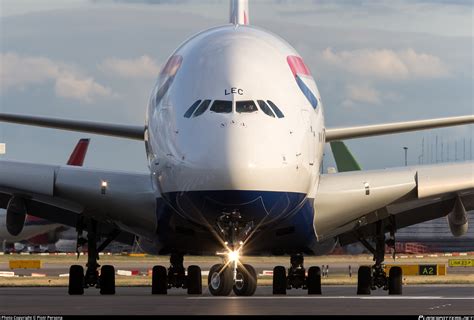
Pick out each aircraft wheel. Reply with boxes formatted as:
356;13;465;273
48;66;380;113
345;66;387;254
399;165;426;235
233;264;257;296
388;266;403;295
307;266;322;295
152;265;168;295
187;265;202;295
68;265;84;295
100;265;116;295
208;264;233;296
357;266;372;295
272;266;287;295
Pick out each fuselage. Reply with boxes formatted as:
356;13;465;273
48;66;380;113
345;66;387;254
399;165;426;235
143;24;330;255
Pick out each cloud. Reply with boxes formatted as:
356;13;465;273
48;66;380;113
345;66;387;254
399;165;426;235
0;52;113;103
322;48;449;80
343;84;381;106
55;75;112;102
99;55;161;79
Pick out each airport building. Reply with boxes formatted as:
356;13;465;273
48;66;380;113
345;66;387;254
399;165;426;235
395;213;474;253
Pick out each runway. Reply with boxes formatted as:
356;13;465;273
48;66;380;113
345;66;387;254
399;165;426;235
0;286;472;315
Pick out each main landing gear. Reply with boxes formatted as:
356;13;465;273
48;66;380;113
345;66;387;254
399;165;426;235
68;219;119;295
68;218;203;296
272;253;321;295
151;253;202;295
356;221;402;295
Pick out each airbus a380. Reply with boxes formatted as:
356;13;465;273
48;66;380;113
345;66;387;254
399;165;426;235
0;0;473;296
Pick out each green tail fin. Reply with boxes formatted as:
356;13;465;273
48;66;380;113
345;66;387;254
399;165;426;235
329;141;362;172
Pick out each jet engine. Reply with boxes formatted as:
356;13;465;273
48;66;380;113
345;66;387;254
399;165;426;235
447;197;468;237
6;196;27;236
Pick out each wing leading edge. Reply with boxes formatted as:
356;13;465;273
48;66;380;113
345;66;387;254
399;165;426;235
0;160;158;240
325;115;474;142
0;113;145;141
313;161;474;241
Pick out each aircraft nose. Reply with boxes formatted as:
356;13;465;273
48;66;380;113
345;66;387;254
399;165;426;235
158;117;310;194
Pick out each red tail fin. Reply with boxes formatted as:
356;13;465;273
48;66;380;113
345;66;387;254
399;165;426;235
67;138;90;166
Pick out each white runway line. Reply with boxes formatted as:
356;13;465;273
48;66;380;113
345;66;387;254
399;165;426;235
187;296;474;300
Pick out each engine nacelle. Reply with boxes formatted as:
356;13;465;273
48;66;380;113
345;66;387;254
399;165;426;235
6;196;27;236
447;197;468;237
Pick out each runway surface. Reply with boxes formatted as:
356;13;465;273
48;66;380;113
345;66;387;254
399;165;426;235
0;286;472;315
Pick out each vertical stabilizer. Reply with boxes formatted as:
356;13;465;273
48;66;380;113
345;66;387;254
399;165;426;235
230;0;249;25
67;138;90;166
329;141;362;172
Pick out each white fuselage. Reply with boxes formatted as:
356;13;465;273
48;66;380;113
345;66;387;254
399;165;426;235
138;24;331;255
147;25;325;199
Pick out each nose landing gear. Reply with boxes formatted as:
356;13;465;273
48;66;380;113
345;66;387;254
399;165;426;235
208;209;257;296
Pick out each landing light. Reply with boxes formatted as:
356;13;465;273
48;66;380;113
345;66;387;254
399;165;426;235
101;181;108;195
228;250;240;262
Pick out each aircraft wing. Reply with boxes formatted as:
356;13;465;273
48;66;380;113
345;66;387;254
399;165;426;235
0;113;145;141
325;115;474;141
0;160;158;241
314;161;474;244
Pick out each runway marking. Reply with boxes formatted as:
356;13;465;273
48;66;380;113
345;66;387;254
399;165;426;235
429;303;452;310
188;296;474;300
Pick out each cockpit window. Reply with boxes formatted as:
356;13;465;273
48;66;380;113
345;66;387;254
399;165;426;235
267;100;285;118
236;100;258;113
257;100;275;118
184;100;202;118
193;100;211;117
210;100;232;113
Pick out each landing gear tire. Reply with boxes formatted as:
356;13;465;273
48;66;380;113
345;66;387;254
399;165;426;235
187;265;202;295
152;265;168;295
307;266;322;295
272;266;287;295
208;264;233;296
357;266;372;295
388;266;402;295
68;265;84;295
233;264;257;296
99;265;116;295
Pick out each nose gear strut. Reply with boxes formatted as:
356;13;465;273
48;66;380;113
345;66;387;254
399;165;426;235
209;209;257;296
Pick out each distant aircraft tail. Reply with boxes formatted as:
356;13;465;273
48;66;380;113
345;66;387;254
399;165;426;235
67;138;90;166
329;141;362;172
230;0;249;25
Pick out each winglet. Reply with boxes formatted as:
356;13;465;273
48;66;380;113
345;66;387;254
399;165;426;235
230;0;249;25
67;138;90;166
329;141;362;172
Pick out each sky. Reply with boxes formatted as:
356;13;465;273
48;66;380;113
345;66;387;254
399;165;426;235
0;0;473;173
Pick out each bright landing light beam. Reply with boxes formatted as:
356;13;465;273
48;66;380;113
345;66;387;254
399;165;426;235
227;250;240;262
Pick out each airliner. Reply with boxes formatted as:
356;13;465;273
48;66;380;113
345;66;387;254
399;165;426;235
0;0;472;296
0;139;90;253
